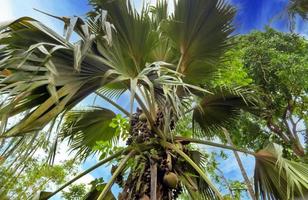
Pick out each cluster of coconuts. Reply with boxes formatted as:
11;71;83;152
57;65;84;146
126;108;155;145
120;108;182;199
118;156;152;200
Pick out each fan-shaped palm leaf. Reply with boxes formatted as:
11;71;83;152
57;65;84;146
254;143;308;200
60;107;117;158
192;88;257;136
163;0;235;84
0;17;110;137
91;0;158;77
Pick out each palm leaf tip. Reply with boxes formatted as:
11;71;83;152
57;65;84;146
254;143;308;200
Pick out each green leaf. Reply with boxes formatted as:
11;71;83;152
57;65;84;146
60;107;117;158
254;143;308;200
163;0;235;84
162;141;223;199
192;88;256;136
83;183;115;200
92;0;158;77
180;150;220;199
0;17;110;138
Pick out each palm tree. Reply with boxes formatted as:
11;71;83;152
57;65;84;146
0;0;307;199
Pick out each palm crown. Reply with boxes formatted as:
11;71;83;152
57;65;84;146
0;0;307;199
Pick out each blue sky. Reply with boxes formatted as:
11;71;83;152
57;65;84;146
1;0;307;199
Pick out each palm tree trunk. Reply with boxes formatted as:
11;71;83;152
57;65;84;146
222;128;256;200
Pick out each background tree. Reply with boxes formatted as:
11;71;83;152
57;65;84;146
224;28;308;158
62;184;87;200
0;156;78;199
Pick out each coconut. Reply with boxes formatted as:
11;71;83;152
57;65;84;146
163;172;179;188
139;113;147;122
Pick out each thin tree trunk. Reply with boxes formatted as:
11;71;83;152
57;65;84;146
222;128;256;200
291;139;305;157
216;168;234;197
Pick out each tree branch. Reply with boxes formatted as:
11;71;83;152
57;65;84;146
222;128;256;200
46;149;126;199
174;136;256;156
267;118;290;142
97;150;135;200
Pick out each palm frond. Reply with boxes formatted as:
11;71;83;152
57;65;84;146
96;82;127;100
192;87;257;137
60;107;117;158
0;17;110;137
177;150;220;200
163;0;235;84
163;141;223;199
92;0;158;77
254;143;308;200
150;0;169;28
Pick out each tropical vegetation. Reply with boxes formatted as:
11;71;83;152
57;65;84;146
0;0;307;199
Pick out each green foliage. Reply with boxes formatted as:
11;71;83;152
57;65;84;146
242;28;307;104
60;107;117;159
225;28;308;157
228;113;269;151
212;48;253;87
0;158;78;199
231;181;247;198
62;184;87;200
92;114;129;160
254;143;308;199
1;1;307;200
